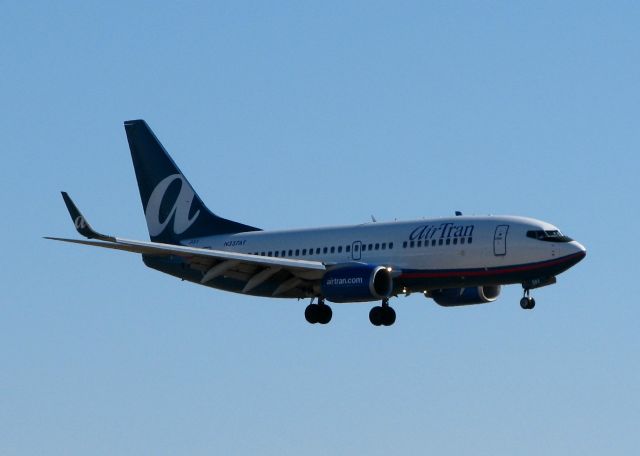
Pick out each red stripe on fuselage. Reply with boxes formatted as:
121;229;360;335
399;251;585;279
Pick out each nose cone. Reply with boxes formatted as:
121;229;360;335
569;241;587;262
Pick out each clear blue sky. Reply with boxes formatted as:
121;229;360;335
2;1;638;454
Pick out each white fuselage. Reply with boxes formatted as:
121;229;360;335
182;215;585;294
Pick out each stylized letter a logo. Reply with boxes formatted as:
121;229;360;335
145;174;200;236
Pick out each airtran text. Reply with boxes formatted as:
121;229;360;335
409;223;474;241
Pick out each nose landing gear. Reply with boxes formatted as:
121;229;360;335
520;277;557;310
369;299;396;326
520;289;536;310
305;298;332;324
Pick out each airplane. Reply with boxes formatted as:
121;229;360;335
47;120;587;326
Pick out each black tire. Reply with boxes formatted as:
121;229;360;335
369;306;383;326
318;304;333;324
528;298;536;309
383;306;396;326
305;304;318;324
520;297;530;310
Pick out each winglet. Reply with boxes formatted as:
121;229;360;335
60;192;115;241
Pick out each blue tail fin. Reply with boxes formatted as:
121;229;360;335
124;119;260;244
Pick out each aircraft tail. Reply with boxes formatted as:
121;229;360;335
124;119;260;244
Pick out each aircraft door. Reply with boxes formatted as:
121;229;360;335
494;225;509;256
351;241;362;261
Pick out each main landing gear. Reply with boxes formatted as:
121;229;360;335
369;299;396;326
520;289;536;310
305;298;332;324
305;298;396;326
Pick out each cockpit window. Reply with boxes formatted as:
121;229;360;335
526;230;573;243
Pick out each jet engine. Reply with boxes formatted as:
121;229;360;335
321;264;393;303
430;285;501;306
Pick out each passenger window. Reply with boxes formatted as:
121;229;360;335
323;247;328;254
446;239;451;245
338;246;342;253
347;245;351;252
438;239;443;246
432;240;436;246
417;240;422;247
288;250;292;256
381;243;386;250
295;249;300;256
274;251;279;257
389;242;393;249
410;241;415;248
268;251;272;256
375;243;380;250
468;238;473;244
362;245;367;252
261;252;265;256
403;241;408;248
368;244;373;250
302;249;307;255
316;248;321;254
330;246;335;253
453;238;458;245
460;238;465;245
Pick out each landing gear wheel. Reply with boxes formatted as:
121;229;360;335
317;304;333;324
520;288;536;310
369;306;383;326
305;304;319;324
382;306;396;326
370;300;396;326
520;297;535;310
305;300;332;324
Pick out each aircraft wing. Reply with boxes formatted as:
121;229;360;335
46;193;326;295
45;235;325;272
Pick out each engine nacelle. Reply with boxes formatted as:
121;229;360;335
321;264;393;303
430;285;501;306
